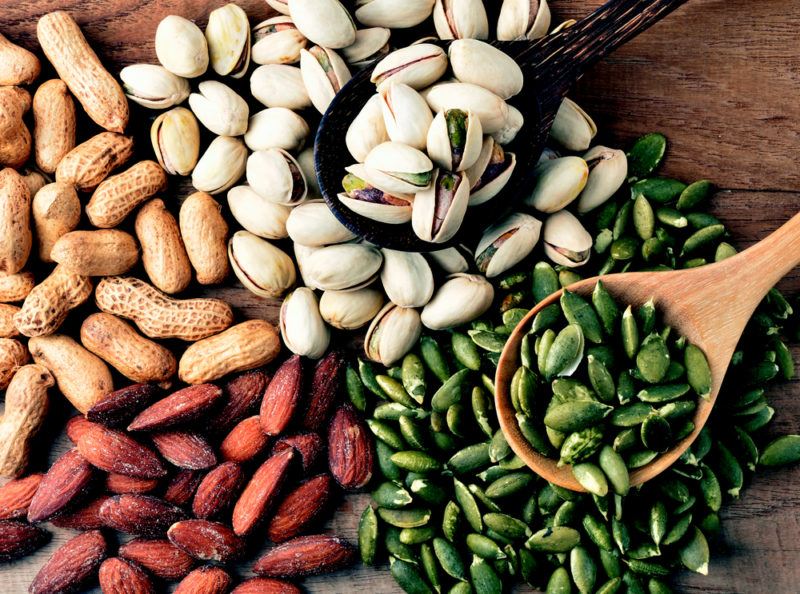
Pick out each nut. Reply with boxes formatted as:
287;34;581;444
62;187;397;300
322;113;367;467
56;131;135;192
205;3;251;78
250;64;311;110
0;32;40;85
192;461;245;519
253;534;356;577
51;229;140;276
272;432;323;472
50;494;109;530
328;404;374;489
0;473;43;519
105;473;160;495
20;169;48;198
209;369;269;435
260;356;304;437
15;266;93;337
0;271;35;303
179;192;230;285
98;557;155;594
86;383;161;427
0;338;29;390
119;538;196;581
31;182;81;263
0;520;49;563
179;319;281;384
228;231;297;299
29;530;107;594
279;288;330;359
32;79;76;173
99;494;186;536
267;473;332;542
288;0;356;49
232;448;295;536
0;304;20;337
168;519;245;563
128;384;223;432
192;135;247;195
220;416;270;463
163;471;204;507
188;80;249;136
151;431;216;469
0;168;32;275
232;578;302;594
27;448;94;522
77;422;167;478
120;63;191;109
175;566;232;594
151;107;201;176
65;416;94;443
86;160;168;228
0;87;32;168
0;365;52;477
227;185;292;240
136;198;192;294
37;12;128;132
302;350;345;431
155;15;209;78
244;108;310;153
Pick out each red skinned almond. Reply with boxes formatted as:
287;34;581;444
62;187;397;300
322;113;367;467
232;448;295;536
231;578;303;594
119;538;196;581
99;557;156;594
87;383;161;426
65;416;95;443
0;473;43;519
128;384;222;432
151;431;217;469
168;519;245;563
259;356;303;436
210;369;269;435
0;520;50;562
302;351;345;431
220;416;269;463
29;530;107;594
192;462;245;519
106;473;160;494
163;469;205;507
99;494;186;536
51;495;110;531
267;474;333;543
174;566;232;594
327;405;374;490
28;448;94;523
77;423;167;478
253;534;356;578
272;432;323;472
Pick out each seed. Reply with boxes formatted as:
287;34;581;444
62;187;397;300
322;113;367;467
621;306;639;359
453;478;482;533
544;324;586;379
420;335;450;382
368;419;405;449
679;527;709;575
681;224;725;256
684;344;712;399
699;463;722;512
610;236;639;261
446;403;468;437
570;545;598;594
559;269;582;287
759;434;800;467
373;481;413;509
390;557;433;594
470;555;502;594
676;179;713;211
592;280;620;335
359;505;378;565
633;178;687;204
517;413;552;456
378;507;432;528
471;386;494;438
715;242;737;261
544;401;613;433
649;500;667;547
560;426;604;465
730;426;759;471
451;332;481;371
572;462;609;496
419;542;440;592
537;328;556;376
561;290;604;344
637;384;691;403
636;334;671;383
489;429;511;463
377;374;418;408
346;364;367;411
595;577;623;594
401;353;427;403
374;402;423;420
641;414;673;452
433;536;467;581
599;445;630;495
613;200;633;240
533;303;561;333
511;365;537;416
627;133;667;180
431;368;469;412
627;449;658;468
400;526;435;544
359;358;389;399
633;194;655;240
447;443;491;475
545;566;572;594
655;206;688;228
526;525;581;553
466;533;506;560
485;472;533;499
484;513;529;540
441;501;461;542
385;527;417;564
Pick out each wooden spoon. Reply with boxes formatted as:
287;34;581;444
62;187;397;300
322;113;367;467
495;212;800;491
314;0;691;251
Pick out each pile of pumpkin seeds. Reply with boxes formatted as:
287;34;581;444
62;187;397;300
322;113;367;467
351;133;800;594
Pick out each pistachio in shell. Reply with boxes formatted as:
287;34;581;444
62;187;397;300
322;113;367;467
433;0;489;40
246;148;307;205
192;135;247;195
342;27;391;68
244;107;310;153
448;39;523;100
426;108;483;172
421;273;494;330
371;44;448;91
346;94;390;163
286;199;357;246
355;0;436;29
427;245;472;274
524;155;588;212
205;3;251;78
251;16;307;65
362;141;434;195
423;81;509;134
303;243;383;291
250;64;311;110
577;146;628;213
365;302;423;366
411;169;471;244
380;249;435;309
475;212;542;278
188;80;249;137
227;185;292;240
543;210;593;268
280;287;330;360
300;45;352;114
339;166;413;225
464;137;516;206
550;97;597;152
155;15;209;78
380;83;433;151
151;106;200;176
492;104;524;145
228;230;296;298
497;0;552;41
320;288;385;330
120;64;190;109
288;0;356;49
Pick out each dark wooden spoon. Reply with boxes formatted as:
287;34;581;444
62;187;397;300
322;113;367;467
314;0;690;251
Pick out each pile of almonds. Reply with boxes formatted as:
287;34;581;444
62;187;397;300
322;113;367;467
1;352;371;592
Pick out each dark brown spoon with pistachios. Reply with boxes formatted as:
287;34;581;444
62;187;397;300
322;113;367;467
315;0;691;251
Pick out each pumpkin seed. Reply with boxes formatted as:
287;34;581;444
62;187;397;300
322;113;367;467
560;426;604;465
573;462;609;496
633;194;656;240
545;324;586;379
466;533;506;560
611;402;655;426
559;269;582;287
647;578;673;594
544;400;613;433
622;570;647;594
627;133;666;181
676;179;713;211
600;548;622;579
587;355;616;403
451;332;481;371
368;419;405;450
511;366;537;415
359;505;379;565
489;429;511;463
346;365;367;411
561;290;604;344
599;445;630;495
714;241;737;261
448;583;471;594
386;527;418;564
446;403;468;437
446;443;490;476
683;344;712;399
633;178;686;203
637;383;691;403
431;368;469;412
390;557;433;594
409;477;447;506
570;545;597;594
526;526;581;552
759;434;800;466
399;416;429;451
596;577;623;594
773;338;795;380
621;306;640;359
359;358;389;399
420;335;450;383
617;369;636;404
656;399;696;419
699;463;722;512
679;527;709;575
545;566;572;594
391;451;442;474
433;537;468;581
655;206;688;228
401;353;427;404
517;413;553;456
662;512;693;546
485;472;533;499
610;236;639;261
374;402;425;420
373;482;413;509
715;441;744;497
637;334;671;383
681;224;725;256
471;386;494;438
740;404;775;432
613;427;638;452
470;555;502;594
468;329;507;353
627;449;658;468
453;478;482;533
649;500;668;546
378;507;432;528
537;328;556;375
641;414;673;452
484;513;530;540
419;542;440;593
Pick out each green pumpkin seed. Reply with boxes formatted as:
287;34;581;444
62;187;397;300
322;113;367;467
613;427;638;452
553;500;581;527
544;324;586;379
641;237;666;263
500;271;528;290
617;370;636;404
421;335;450;382
600;548;622;579
376;440;404;482
596;577;623;594
698;511;721;536
442;501;461;542
641;414;673;452
610;236;639;261
681;224;725;256
759;434;800;466
714;241;737;261
498;454;527;470
532;303;562;333
430;411;446;433
502;308;528;328
621;306;640;359
390;557;433;594
420;542;440;593
655;206;688;228
346;365;368;411
533;261;560;301
447;443;491;475
517;413;553;456
378;507;432;528
633;178;686;203
611;402;655;426
446;403;468;437
626;559;670;578
773;338;795;380
572;462;608;496
595;228;614;254
552;378;595;403
682;257;707;268
401;353;427;404
561;291;604;344
598;445;630;495
637;383;691;403
386;527;418;564
636;334;671;383
433;537;466;581
484;513;530;540
647;578;672;594
448;583;471;594
622;570;647;594
682;344;712;399
559;269;582;287
489;430;511;463
649;500;667;547
715;441;744;497
656;399;696;419
451;332;481;372
570;545;597;594
388;366;403;380
373;482;413;509
545;566;572;594
399;416;429;451
627;449;658;468
633;194;656;240
391;451;442;474
627;133;666;181
511;366;537;415
374;402;424;421
598;255;616;275
537;328;556;375
454;478;482;532
468;330;507;353
368;419;405;450
740;405;775;432
729;426;759;471
518;548;539;586
400;526;435;545
431;368;469;412
544;401;613;433
359;358;389;399
560;426;604;465
611;515;630;553
591;281;621;334
477;465;510;483
586;355;616;403
359;505;379;565
485;472;533;499
612;199;633;240
471;387;495;438
699;463;722;512
526;525;581;552
679;527;709;575
466;533;506;560
662;512;693;546
520;333;534;369
582;514;614;551
470;555;502;594
676;179;713;211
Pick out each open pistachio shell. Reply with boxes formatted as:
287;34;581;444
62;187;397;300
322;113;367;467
280;287;330;359
550;98;597;151
346;94;389;163
365;302;423;366
433;0;489;40
227;185;292;240
252;17;307;65
543;210;593;268
155;15;209;78
497;0;551;41
421;273;494;330
524;155;588;212
339;165;413;224
448;39;523;99
577;146;629;213
423;81;509;134
342;27;391;68
380;83;433;151
300;46;352;114
475;212;542;278
426;108;483;172
151;106;200;176
250;64;311;110
286;199;357;246
205;3;251;78
228;230;296;298
246;148;308;205
266;0;291;15
380;249;435;308
288;0;356;49
244;107;309;152
465;137;516;206
320;287;385;330
355;0;436;29
192;136;247;194
427;245;471;274
492;104;524;145
412;169;471;244
304;243;383;291
120;64;190;109
362;142;433;195
371;44;448;91
188;80;249;137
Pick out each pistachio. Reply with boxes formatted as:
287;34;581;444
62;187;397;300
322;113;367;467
543;210;593;268
280;287;330;359
191;135;247;194
120;64;190;109
464;137;516;206
550;98;597;151
362;141;433;195
421;273;494;330
252;16;307;65
371;44;448;91
265;0;291;15
205;3;251;78
380;83;434;151
188;81;249;136
346;94;390;162
244;108;310;153
320;288;385;330
497;0;552;40
228;230;296;298
155;15;209;78
380;249;435;308
423;81;509;134
365;302;423;366
288;0;356;49
412;169;470;244
339;166;413;224
475;212;542;278
250;64;311;110
227;185;292;240
426;109;483;172
286;199;357;246
246;148;307;205
448;39;523;99
300;45;352;114
433;0;489;40
492;104;524;145
151;106;200;176
427;246;471;274
524;156;589;212
343;27;391;68
303;243;383;291
577;146;628;213
355;0;436;28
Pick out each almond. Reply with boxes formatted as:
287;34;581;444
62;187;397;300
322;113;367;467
267;474;333;543
192;462;245;519
106;473;160;494
151;431;217;469
302;351;345;431
29;530;107;594
163;469;205;507
0;473;42;519
232;448;295;536
128;384;223;432
119;538;196;581
252;534;356;578
86;383;161;427
231;578;303;594
0;520;49;561
168;519;245;563
77;422;167;478
272;432;324;473
175;566;232;594
28;448;94;522
65;415;95;443
260;355;303;436
99;557;155;594
220;416;269;463
209;369;269;435
50;494;110;530
99;494;186;536
327;405;374;490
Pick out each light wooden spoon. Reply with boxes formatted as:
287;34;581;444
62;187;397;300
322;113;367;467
495;212;800;491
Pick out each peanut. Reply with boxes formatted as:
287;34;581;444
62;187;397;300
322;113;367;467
0;272;35;303
136;198;192;294
0;86;32;169
0;304;20;338
37;11;129;133
14;265;92;337
20;169;48;198
55;131;134;192
32;182;81;262
95;276;234;341
86;160;168;228
0;33;40;86
0;168;32;274
179;192;230;285
29;334;114;414
0;365;53;478
0;338;29;390
80;312;176;383
33;79;77;173
51;229;139;277
178;320;281;384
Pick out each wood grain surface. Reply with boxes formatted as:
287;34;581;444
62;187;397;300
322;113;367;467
1;0;799;593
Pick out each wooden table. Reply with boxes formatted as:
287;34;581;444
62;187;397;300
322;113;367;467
1;0;799;592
